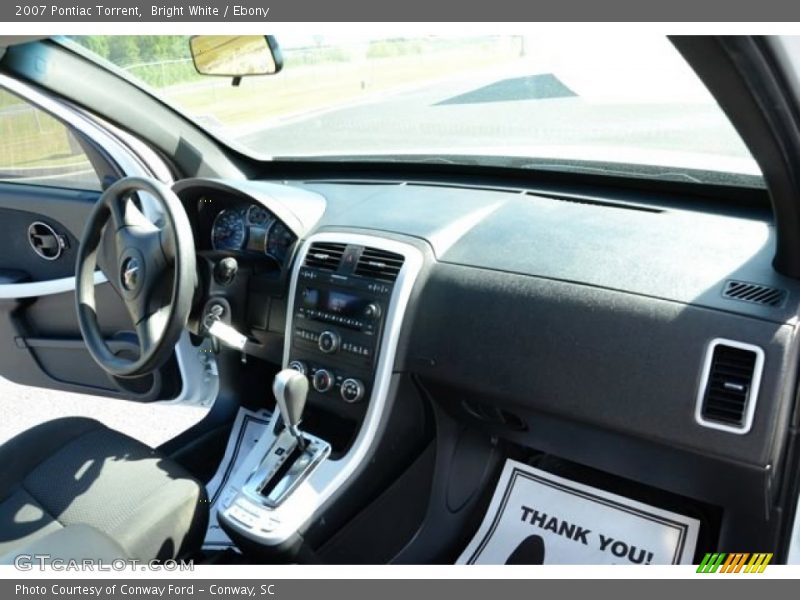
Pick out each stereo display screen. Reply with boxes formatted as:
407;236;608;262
302;288;369;317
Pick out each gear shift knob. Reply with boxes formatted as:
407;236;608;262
273;368;309;442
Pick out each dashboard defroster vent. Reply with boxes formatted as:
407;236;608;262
354;247;405;282
722;280;787;308
304;242;346;271
695;339;764;435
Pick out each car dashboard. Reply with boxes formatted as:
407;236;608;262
174;175;800;557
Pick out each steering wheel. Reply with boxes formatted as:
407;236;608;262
76;177;196;378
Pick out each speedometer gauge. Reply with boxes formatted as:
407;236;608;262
211;209;246;251
266;221;295;263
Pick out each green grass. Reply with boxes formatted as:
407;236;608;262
0;90;90;170
165;40;522;128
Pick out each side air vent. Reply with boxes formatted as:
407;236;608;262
354;247;405;282
722;280;787;308
695;339;764;435
28;221;66;261
304;242;346;271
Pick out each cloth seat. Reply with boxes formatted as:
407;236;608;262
0;417;207;561
0;524;129;565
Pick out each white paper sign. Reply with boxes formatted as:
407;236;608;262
458;459;700;565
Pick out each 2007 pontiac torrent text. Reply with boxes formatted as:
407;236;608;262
15;5;142;17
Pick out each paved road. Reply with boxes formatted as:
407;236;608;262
0;377;208;448
237;70;753;169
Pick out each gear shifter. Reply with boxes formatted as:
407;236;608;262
238;368;330;508
272;369;309;449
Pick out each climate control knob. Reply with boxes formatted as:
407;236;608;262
288;360;307;375
363;303;382;320
312;369;334;393
340;378;365;403
318;330;340;354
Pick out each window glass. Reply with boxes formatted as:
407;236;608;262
69;34;761;188
0;89;101;191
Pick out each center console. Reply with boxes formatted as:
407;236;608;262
287;242;399;430
217;232;423;548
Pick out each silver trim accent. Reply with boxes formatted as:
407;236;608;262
694;337;765;435
157;332;219;407
288;360;307;375
312;368;334;393
219;232;423;545
242;429;330;508
340;377;365;403
317;330;340;354
27;221;64;261
0;271;106;299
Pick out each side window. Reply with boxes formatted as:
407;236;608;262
0;88;102;191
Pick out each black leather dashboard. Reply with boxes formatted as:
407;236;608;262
282;178;799;531
183;175;797;550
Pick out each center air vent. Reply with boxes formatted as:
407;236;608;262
722;280;787;308
354;247;405;282
304;242;346;271
695;339;764;435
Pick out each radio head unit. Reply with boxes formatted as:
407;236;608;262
286;243;403;425
298;283;383;334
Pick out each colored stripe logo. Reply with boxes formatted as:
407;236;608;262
696;552;773;573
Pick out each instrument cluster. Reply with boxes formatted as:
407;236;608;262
202;198;296;264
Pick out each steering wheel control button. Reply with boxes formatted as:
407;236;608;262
288;360;307;375
340;378;365;403
318;330;341;354
312;369;334;393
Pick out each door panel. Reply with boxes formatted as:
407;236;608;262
0;207;79;281
0;184;101;243
0;182;181;401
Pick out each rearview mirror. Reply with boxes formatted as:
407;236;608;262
189;35;282;79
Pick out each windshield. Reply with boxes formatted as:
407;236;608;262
67;34;763;187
